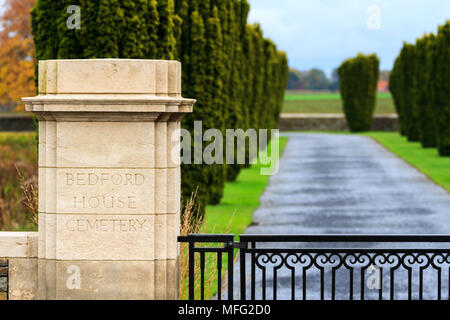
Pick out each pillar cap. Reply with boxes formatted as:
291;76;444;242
22;59;195;116
37;59;182;95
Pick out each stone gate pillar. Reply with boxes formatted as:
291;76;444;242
23;59;195;300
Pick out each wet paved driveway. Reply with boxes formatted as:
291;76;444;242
233;133;450;300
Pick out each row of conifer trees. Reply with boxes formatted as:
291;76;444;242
30;0;289;215
389;21;449;156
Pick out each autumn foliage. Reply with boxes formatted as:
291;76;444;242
0;0;35;111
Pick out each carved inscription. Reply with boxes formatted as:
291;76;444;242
66;173;145;186
73;196;137;209
66;218;147;232
65;172;146;210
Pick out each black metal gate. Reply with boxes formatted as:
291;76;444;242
178;234;450;301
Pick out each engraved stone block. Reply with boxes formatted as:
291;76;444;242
23;59;194;300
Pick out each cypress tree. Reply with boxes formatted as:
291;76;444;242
203;4;225;205
157;0;176;59
277;52;289;124
415;34;437;148
389;57;407;136
431;21;450;156
244;25;256;133
95;0;123;58
56;1;82;59
338;53;380;132
226;0;246;181
273;51;289;129
262;39;276;129
119;0;149;59
399;43;420;142
31;0;60;65
251;25;265;131
174;0;192;95
146;0;160;58
78;0;100;58
180;4;209;215
240;23;256;170
173;1;188;61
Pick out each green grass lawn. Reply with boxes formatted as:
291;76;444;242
362;132;450;193
283;92;396;114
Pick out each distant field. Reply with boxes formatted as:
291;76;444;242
283;91;396;114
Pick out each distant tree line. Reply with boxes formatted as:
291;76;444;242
390;20;449;156
288;67;390;92
288;68;335;91
31;0;289;217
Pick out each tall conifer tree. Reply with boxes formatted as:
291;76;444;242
119;0;149;58
157;0;176;59
146;0;160;58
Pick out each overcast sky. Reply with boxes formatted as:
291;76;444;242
1;0;448;75
248;0;450;75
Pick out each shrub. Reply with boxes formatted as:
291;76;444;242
338;53;379;132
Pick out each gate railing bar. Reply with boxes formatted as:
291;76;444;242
239;234;450;242
178;234;235;301
237;248;450;253
178;234;236;243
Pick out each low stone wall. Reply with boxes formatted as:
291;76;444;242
0;232;38;300
0;113;399;133
279;114;399;132
0;115;35;132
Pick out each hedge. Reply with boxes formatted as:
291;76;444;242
390;20;450;156
338;53;379;132
31;0;289;217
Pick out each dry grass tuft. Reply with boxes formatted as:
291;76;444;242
17;165;38;226
179;187;235;300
